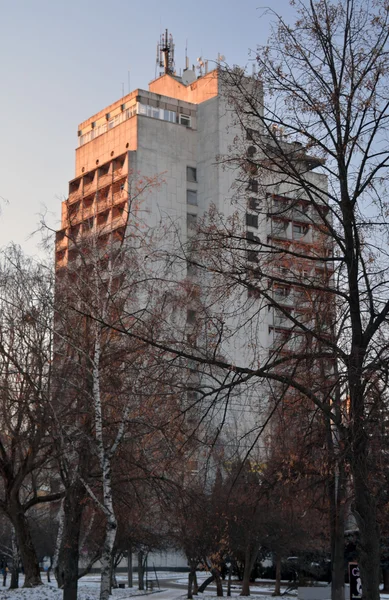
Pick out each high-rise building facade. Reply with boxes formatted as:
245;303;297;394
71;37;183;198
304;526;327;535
56;56;331;446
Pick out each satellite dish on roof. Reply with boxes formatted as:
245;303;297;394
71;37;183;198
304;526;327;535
182;69;197;85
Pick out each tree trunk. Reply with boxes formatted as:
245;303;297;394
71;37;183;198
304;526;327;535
127;547;133;588
227;567;232;597
138;551;144;591
193;571;198;595
241;542;260;596
99;511;117;600
330;465;346;600
188;570;194;599
198;574;215;593
241;545;252;596
110;565;118;589
273;554;281;596
55;481;85;599
10;529;19;589
53;499;65;584
349;382;380;600
382;569;389;593
212;568;223;597
352;460;380;600
8;500;42;587
325;388;346;600
10;565;18;590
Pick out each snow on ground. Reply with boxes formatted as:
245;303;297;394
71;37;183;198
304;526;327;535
1;575;389;600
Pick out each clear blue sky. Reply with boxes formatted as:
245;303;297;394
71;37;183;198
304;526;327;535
0;0;296;256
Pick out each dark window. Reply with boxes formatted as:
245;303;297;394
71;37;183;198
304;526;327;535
247;178;258;193
187;260;197;275
249;197;260;211
187;166;197;182
187;213;197;229
248;285;261;298
246;128;258;141
246;231;260;243
246;213;259;228
187;309;196;323
187;190;198;205
247;250;258;262
99;163;110;177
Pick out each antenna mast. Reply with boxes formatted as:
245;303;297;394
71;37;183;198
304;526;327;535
157;29;175;76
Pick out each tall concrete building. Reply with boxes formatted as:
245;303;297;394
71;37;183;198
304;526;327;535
56;66;237;266
55;42;331;448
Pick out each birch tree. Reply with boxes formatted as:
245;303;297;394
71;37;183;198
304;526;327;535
55;170;188;600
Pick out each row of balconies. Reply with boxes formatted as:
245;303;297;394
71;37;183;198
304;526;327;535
56;223;126;269
269;326;333;352
64;184;127;227
56;207;127;251
68;155;127;203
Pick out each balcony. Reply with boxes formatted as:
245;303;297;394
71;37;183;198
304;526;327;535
68;178;82;204
55;250;67;269
97;173;112;189
292;208;311;223
55;230;67;251
111;213;127;230
113;189;127;205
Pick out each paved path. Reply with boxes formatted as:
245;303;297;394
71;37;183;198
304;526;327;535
120;590;187;600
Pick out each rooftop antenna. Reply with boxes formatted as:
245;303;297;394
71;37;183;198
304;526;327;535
157;29;175;76
184;39;189;71
155;42;159;79
196;56;204;77
217;53;225;65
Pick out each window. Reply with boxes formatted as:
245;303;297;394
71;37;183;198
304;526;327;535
187;166;197;182
99;163;110;177
247;178;258;193
274;285;290;300
246;231;260;243
187;190;197;205
179;114;191;127
272;221;288;238
249;197;261;211
247;250;258;263
272;199;289;214
246;128;258;141
187;259;197;275
164;109;176;122
293;223;308;239
274;308;292;327
246;213;258;228
187;309;196;323
248;285;260;298
187;213;197;230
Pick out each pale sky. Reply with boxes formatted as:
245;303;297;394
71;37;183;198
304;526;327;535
0;0;296;257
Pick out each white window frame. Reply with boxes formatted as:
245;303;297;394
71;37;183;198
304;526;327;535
179;114;191;127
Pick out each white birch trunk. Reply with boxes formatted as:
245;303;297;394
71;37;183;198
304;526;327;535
52;499;65;583
10;526;20;589
92;332;118;600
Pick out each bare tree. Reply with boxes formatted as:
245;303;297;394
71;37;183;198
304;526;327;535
87;3;389;600
54;169;191;600
0;246;61;587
